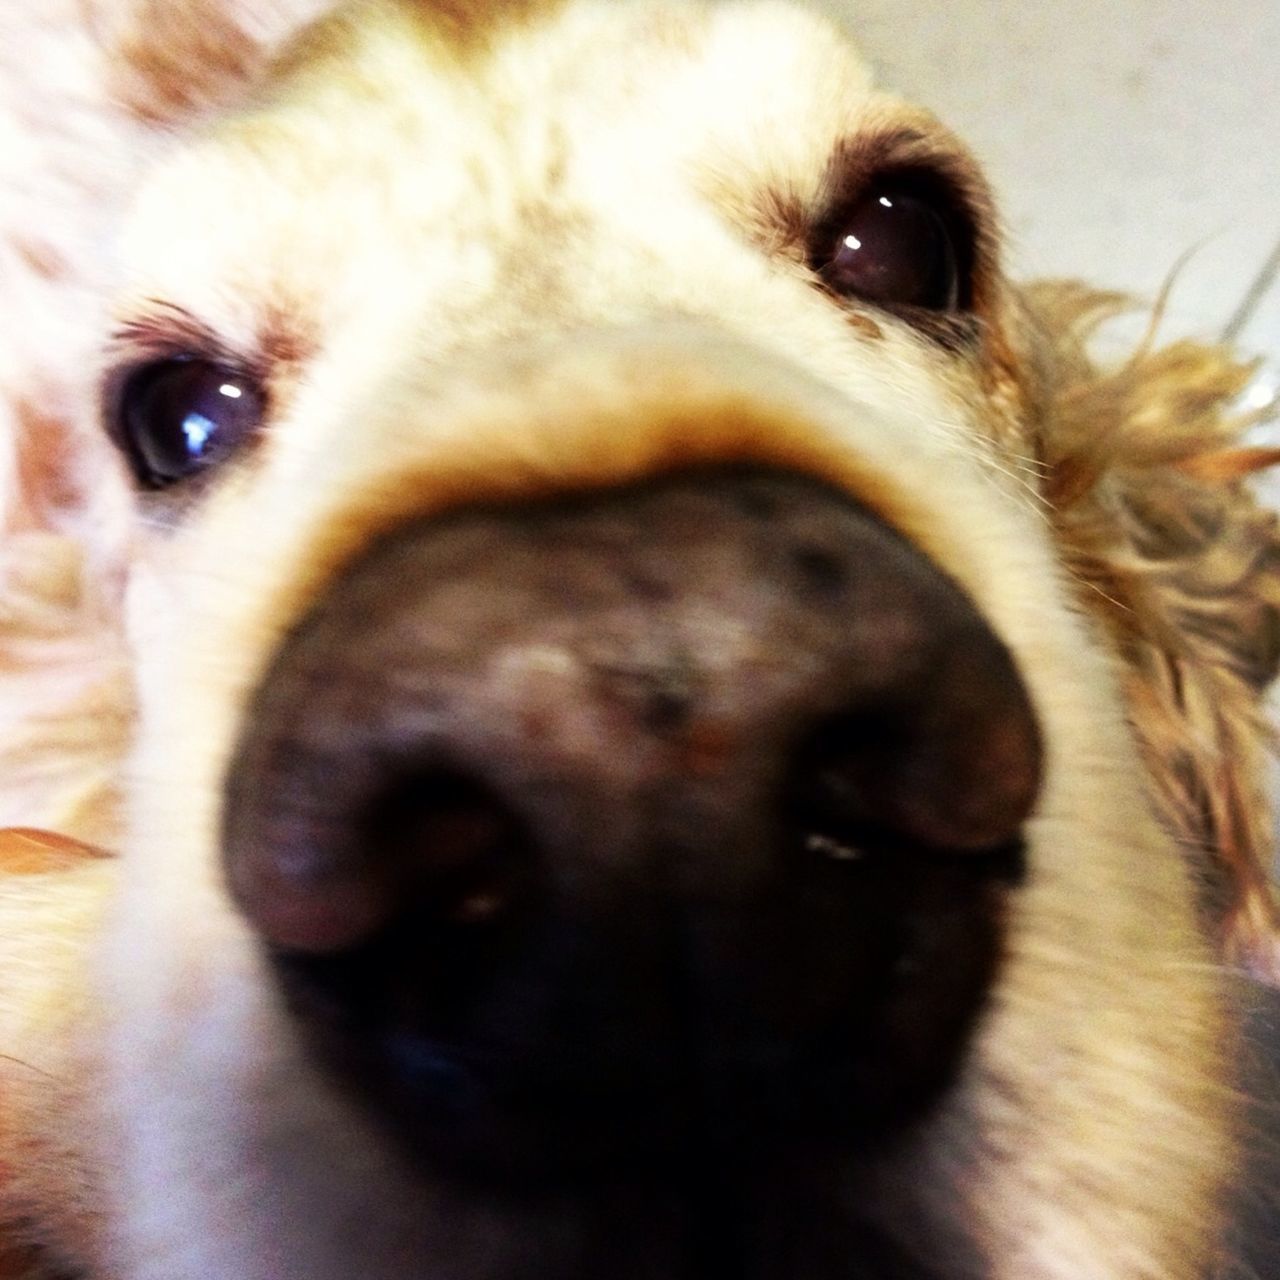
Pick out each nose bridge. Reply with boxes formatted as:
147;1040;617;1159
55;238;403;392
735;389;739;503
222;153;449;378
246;323;993;675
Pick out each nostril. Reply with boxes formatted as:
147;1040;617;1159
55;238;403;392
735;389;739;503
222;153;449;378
247;766;556;1176
788;651;1041;857
789;709;950;856
226;754;539;957
357;769;535;928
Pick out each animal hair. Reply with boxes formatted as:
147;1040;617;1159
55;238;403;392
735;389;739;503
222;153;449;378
0;3;1277;1278
1030;280;1280;980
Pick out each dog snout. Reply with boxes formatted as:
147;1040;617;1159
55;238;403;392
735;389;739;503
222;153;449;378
222;466;1041;1181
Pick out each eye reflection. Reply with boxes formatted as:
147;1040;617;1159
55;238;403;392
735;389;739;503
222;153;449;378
182;413;216;457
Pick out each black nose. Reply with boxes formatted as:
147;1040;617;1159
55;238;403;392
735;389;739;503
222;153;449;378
223;467;1041;1181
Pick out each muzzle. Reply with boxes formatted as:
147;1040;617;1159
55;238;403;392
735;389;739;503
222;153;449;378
222;465;1041;1186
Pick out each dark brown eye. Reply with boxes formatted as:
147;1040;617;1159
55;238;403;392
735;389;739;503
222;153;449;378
115;358;263;488
816;186;964;313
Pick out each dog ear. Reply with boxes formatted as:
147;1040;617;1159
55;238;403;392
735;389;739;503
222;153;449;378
1027;280;1280;982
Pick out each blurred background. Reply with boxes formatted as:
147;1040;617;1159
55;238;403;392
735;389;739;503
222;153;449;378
810;0;1280;405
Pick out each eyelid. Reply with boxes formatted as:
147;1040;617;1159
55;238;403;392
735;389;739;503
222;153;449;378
106;302;232;367
803;120;993;300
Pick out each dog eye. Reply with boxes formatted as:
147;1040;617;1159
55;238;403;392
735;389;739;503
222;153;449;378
115;358;264;487
816;186;964;313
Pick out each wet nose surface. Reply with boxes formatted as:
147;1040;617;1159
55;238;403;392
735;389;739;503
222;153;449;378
223;467;1041;1183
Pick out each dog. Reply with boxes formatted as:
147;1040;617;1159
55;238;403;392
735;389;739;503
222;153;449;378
1;0;1278;1276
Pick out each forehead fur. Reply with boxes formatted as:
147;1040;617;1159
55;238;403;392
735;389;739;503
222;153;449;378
350;0;569;49
114;0;890;342
97;0;569;122
259;0;879;153
265;0;559;93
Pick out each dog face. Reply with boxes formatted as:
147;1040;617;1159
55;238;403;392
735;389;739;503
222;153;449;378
5;0;1279;1277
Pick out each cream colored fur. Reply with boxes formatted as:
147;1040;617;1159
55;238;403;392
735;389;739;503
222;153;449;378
0;1;1276;1277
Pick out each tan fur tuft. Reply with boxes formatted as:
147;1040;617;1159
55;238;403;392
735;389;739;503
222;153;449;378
87;0;331;122
1032;280;1280;980
399;0;567;43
